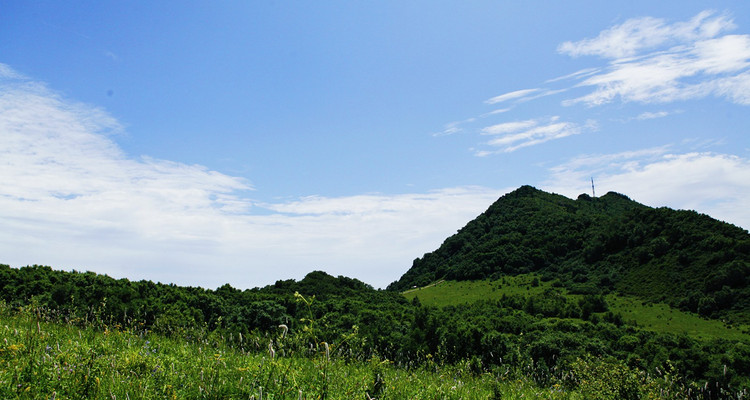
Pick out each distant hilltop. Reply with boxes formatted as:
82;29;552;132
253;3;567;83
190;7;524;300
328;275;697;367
388;185;750;324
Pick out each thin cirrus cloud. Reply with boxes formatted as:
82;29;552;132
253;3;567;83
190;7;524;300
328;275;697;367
557;10;735;59
484;88;541;104
558;10;750;106
0;64;507;289
446;10;750;157
476;117;594;155
636;111;671;120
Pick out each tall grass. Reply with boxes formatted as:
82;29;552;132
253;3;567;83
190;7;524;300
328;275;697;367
1;300;744;399
0;300;513;399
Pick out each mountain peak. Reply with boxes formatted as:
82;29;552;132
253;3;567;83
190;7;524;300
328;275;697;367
388;186;750;323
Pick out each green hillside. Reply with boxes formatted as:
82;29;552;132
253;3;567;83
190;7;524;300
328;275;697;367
388;186;750;323
402;277;750;341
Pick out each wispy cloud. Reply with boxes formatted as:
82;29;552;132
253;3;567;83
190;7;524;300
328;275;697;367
480;108;511;117
636;111;671;120
438;10;750;157
432;117;476;137
476;117;595;155
546;68;601;83
432;121;464;137
0;64;27;80
480;119;538;135
485;88;540;104
544;148;750;230
613;109;681;122
558;10;735;59
0;64;508;288
559;11;750;106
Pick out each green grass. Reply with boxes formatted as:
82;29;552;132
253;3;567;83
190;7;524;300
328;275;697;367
0;301;725;399
403;274;552;308
0;303;578;400
607;296;750;341
403;275;750;342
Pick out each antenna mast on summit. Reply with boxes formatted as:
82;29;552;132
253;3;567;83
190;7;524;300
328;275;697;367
591;177;596;198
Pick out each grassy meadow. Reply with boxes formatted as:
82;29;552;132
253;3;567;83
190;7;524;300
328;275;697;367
0;300;714;400
402;275;750;342
0;301;566;400
402;275;551;307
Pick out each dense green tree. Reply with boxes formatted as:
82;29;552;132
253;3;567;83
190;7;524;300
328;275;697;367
387;186;750;324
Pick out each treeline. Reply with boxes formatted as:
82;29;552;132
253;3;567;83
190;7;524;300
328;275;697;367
388;186;750;323
2;264;748;392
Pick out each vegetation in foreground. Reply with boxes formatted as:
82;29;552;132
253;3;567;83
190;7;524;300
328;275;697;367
1;301;729;400
2;265;750;398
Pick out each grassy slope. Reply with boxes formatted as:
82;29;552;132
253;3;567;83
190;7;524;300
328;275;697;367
402;276;750;342
402;275;550;307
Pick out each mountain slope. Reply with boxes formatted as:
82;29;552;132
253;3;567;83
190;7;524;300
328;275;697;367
388;186;750;322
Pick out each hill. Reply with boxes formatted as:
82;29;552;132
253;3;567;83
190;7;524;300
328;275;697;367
388;186;750;323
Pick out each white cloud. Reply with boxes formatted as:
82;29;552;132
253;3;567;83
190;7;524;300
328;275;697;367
546;68;601;83
437;10;750;158
0;65;508;289
713;70;750;105
480;108;511;117
544;148;750;230
432;121;463;137
0;64;27;80
560;11;750;106
485;88;540;104
481;119;538;135
636;110;670;120
558;10;735;59
477;117;593;154
432;117;478;137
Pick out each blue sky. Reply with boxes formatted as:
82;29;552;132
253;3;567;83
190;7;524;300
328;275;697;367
2;1;750;289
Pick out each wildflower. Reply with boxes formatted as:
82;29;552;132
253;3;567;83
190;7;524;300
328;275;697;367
268;340;275;359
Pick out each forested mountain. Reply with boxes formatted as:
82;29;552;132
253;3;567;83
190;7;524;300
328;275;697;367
388;186;750;323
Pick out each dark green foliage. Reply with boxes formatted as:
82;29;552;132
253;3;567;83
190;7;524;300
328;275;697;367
1;263;749;393
387;186;750;323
